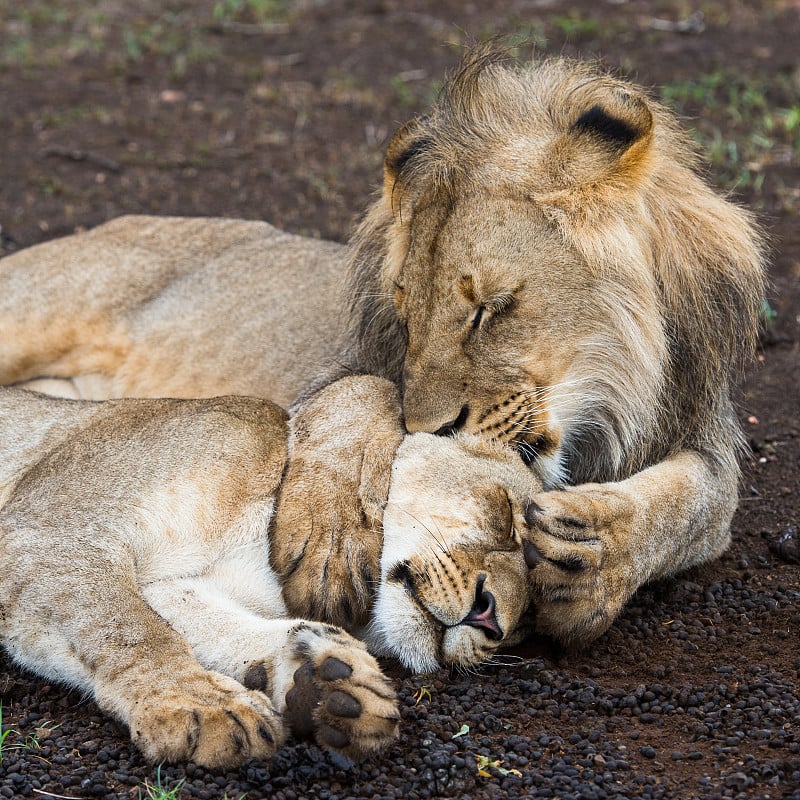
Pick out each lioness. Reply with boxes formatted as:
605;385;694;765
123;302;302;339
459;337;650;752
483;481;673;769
0;377;539;768
0;46;765;644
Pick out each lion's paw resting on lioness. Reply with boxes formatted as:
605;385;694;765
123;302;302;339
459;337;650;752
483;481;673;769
0;377;541;768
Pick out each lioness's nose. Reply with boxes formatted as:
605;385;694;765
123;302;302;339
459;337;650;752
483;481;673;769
461;574;503;640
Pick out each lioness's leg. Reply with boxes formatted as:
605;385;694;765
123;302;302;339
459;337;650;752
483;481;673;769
0;216;348;404
523;450;739;644
0;223;139;395
0;532;282;769
144;573;400;758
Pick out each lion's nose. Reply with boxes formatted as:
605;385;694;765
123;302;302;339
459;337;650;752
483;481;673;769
433;404;470;437
461;574;503;640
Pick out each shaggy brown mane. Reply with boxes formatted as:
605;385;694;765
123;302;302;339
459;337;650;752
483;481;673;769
339;43;765;483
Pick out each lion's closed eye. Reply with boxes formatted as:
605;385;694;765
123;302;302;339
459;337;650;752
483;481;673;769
470;305;487;331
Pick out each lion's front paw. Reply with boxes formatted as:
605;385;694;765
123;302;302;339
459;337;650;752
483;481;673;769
276;493;383;630
130;671;283;769
524;488;639;645
283;623;400;759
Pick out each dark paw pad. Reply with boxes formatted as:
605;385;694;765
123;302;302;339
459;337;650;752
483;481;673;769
243;663;270;692
318;723;350;750
326;690;362;719
319;656;352;681
284;662;321;740
523;540;542;569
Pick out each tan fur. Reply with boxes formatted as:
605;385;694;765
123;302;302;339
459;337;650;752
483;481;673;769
0;47;766;647
337;47;766;643
0;376;549;767
0;216;348;406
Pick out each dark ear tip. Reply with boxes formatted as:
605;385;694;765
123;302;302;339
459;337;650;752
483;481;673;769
571;93;653;150
571;105;638;148
384;117;432;178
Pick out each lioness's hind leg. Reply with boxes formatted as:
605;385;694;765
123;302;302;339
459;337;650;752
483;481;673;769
278;623;400;758
127;669;283;769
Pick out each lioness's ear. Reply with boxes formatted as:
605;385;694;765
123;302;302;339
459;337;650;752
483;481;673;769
543;87;654;193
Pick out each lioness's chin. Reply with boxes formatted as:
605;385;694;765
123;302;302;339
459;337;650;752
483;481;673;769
366;583;506;674
365;585;441;673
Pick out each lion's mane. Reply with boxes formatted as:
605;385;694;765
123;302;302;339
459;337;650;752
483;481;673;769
341;45;765;484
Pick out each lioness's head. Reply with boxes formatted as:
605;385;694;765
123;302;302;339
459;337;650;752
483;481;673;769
366;432;540;673
348;45;765;486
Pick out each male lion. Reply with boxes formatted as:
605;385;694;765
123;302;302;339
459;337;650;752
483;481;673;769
0;376;539;767
0;47;765;644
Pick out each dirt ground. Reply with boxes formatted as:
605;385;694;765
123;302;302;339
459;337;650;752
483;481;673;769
0;1;798;798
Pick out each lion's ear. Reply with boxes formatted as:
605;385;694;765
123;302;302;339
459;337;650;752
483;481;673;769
383;116;432;196
541;87;654;194
377;116;434;284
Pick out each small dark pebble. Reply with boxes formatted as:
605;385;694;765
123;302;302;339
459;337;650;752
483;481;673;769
765;525;800;563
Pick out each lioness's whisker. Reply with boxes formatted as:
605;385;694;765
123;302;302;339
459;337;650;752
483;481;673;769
394;507;453;558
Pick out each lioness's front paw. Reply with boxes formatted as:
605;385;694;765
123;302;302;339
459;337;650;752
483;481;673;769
283;623;400;758
524;488;639;645
130;671;283;769
272;376;404;630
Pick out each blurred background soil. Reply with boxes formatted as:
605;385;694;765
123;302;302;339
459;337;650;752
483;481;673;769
0;1;798;798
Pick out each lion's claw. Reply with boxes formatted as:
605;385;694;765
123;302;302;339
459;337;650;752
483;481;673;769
524;488;637;644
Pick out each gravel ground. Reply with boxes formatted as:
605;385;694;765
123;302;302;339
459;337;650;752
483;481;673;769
3;562;800;800
1;1;799;798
